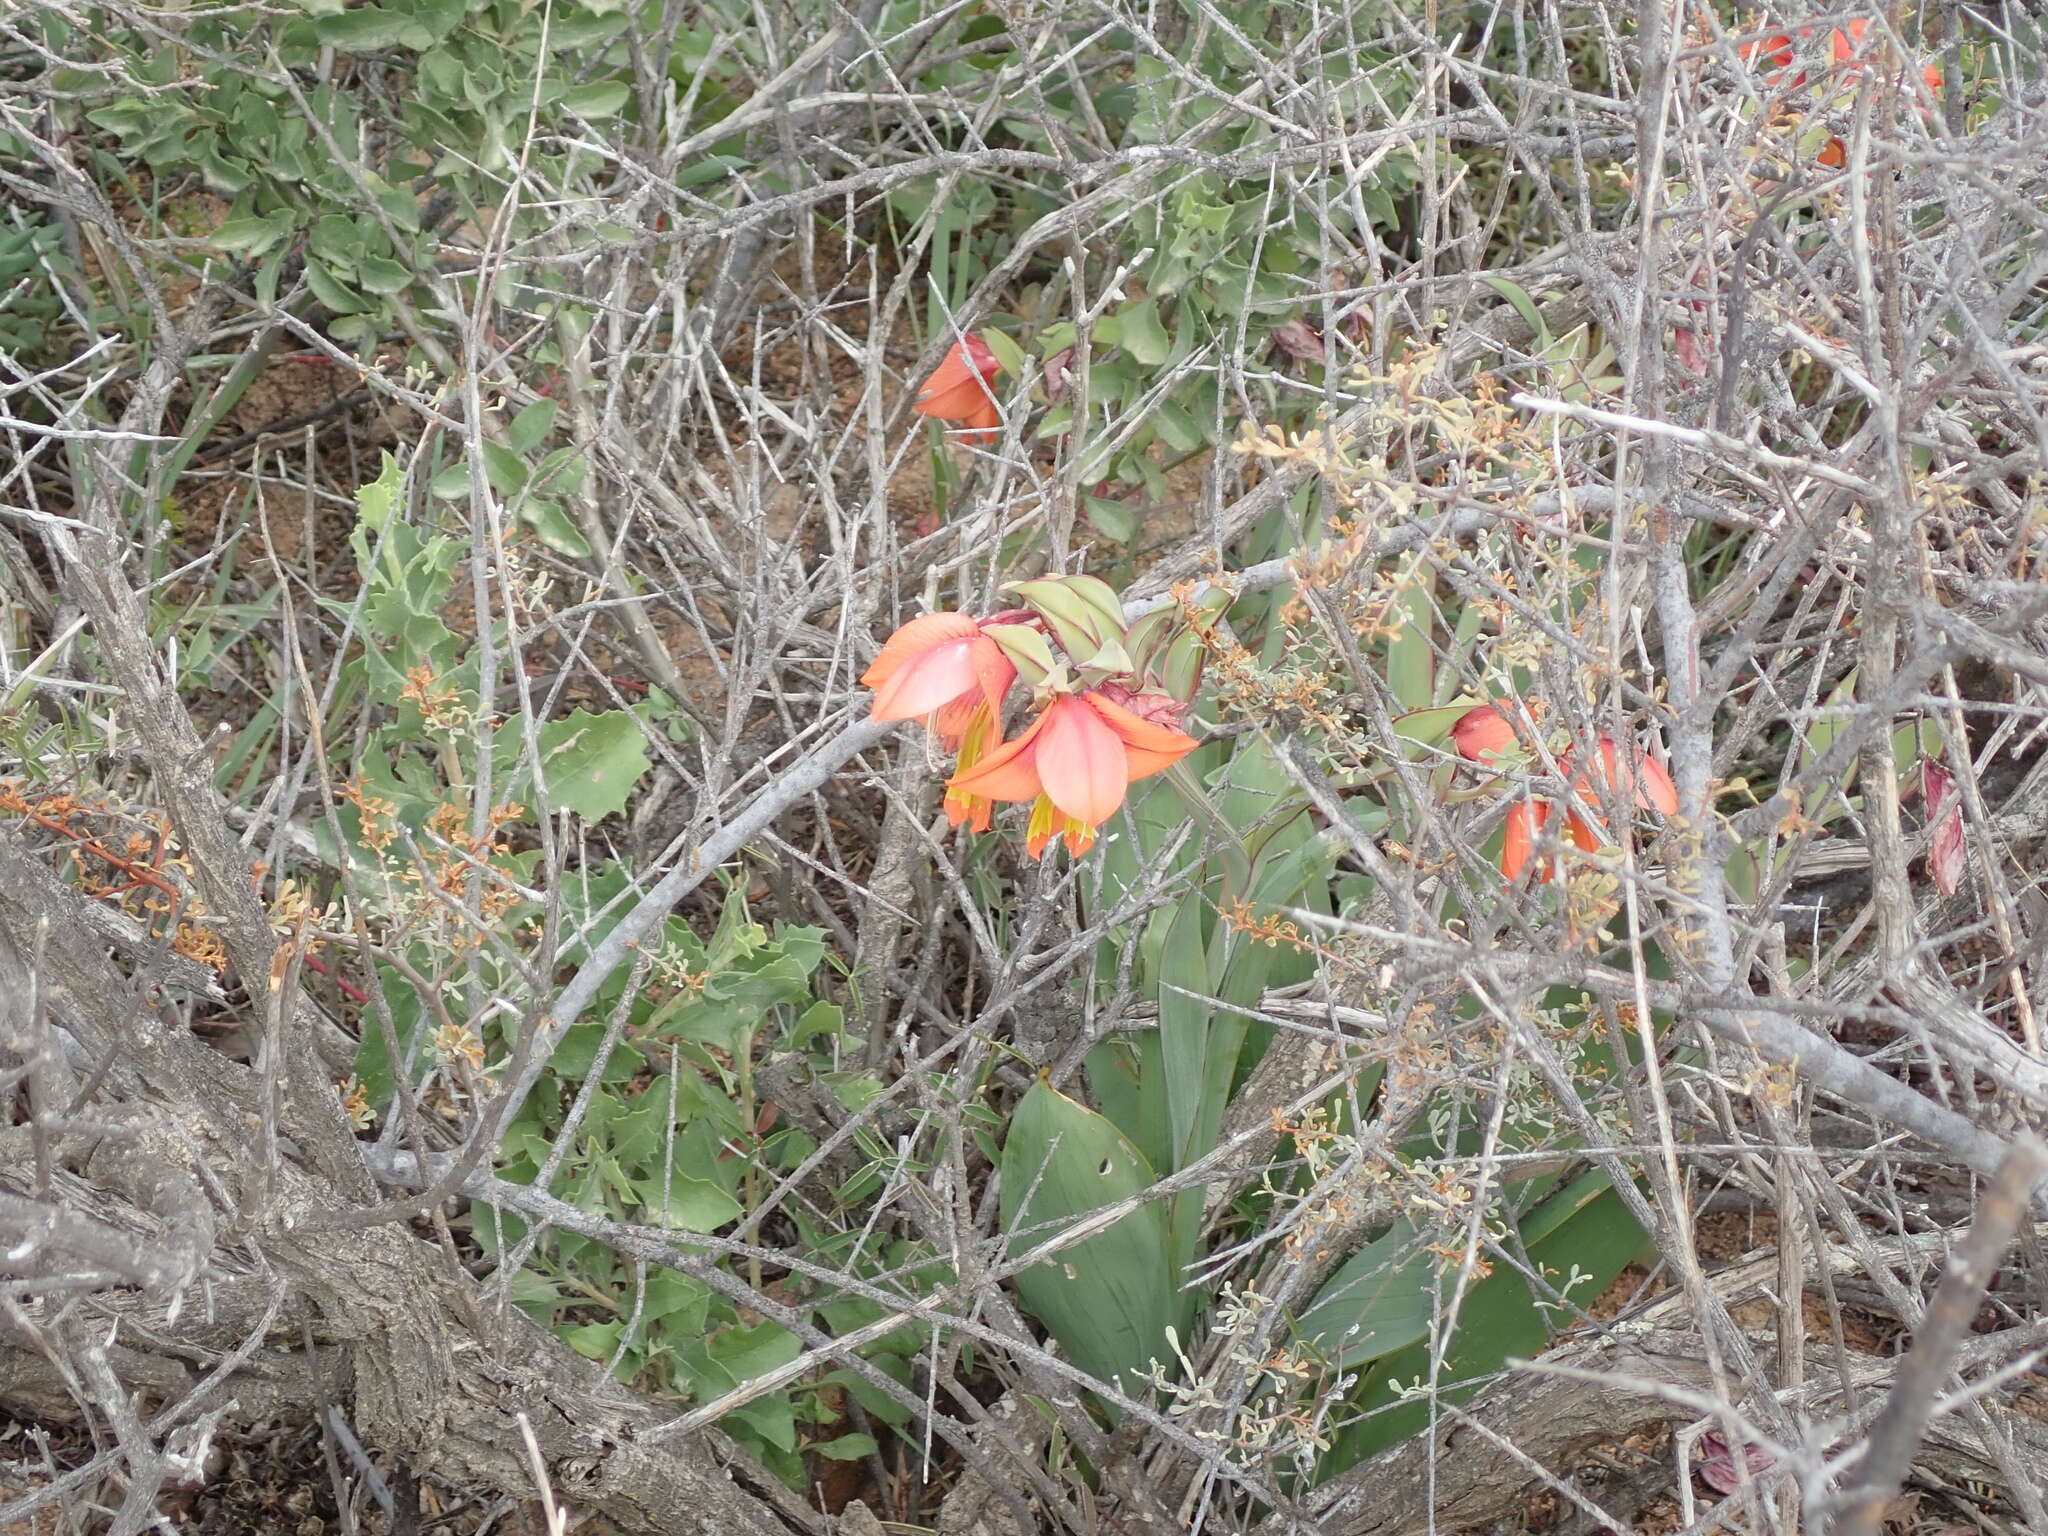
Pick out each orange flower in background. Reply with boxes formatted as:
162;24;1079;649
1740;29;1798;82
1451;704;1518;763
1493;736;1678;883
914;333;1005;443
947;690;1198;858
1567;738;1679;819
1500;799;1551;883
1826;16;1940;88
1743;15;1946;170
861;612;1017;746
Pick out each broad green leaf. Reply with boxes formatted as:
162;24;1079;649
820;1361;914;1427
981;327;1026;377
354;450;403;533
706;1319;801;1386
1798;670;1860;810
791;1001;846;1049
194;141;251;195
418;49;464;99
563;81;632;118
1312;1173;1645;1477
1892;717;1942;781
634;1173;742;1233
1000;1080;1178;1394
1392;702;1483;754
812;1433;879;1461
643;1269;715;1331
1084;495;1135;541
1212;731;1306;866
512;708;651;820
350;958;425;1103
209;212;294;257
560;1321;622;1361
1293;1219;1437;1369
532;445;590;498
1154;399;1206;453
546;1022;644;1082
728;1396;797;1454
519;498;592;557
303;258;363;315
314;6;416;50
356;254;413;295
507;398;558;454
481;440;528;496
1118;298;1173;367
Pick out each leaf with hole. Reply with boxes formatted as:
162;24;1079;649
502;708;651;821
1000;1080;1180;1396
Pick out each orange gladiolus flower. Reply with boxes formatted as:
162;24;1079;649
914;333;1005;443
861;612;1016;747
947;690;1198;858
1451;704;1518;763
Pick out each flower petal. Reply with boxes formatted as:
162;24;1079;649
931;643;1015;744
1451;705;1517;763
917;346;975;401
1036;696;1132;825
1563;811;1602;853
948;706;1053;805
1572;737;1678;815
963;394;1004;442
970;637;1018;711
860;612;981;689
914;376;981;421
1026;794;1058;858
870;637;983;721
915;336;1005;427
1636;754;1678;815
1501;800;1550;882
1081;692;1198;782
945;701;1001;828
